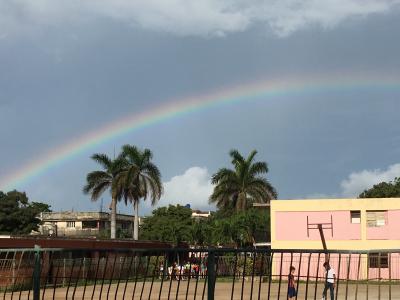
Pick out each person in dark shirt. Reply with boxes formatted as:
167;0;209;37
288;266;297;299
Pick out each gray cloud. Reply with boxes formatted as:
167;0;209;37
340;163;400;197
1;0;399;37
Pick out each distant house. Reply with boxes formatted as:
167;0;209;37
191;209;211;220
38;211;140;237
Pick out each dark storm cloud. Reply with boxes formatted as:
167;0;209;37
0;2;400;213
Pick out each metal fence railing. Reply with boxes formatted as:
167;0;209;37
1;247;399;299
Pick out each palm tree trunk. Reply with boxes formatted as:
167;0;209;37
110;197;117;239
133;200;139;240
237;192;246;211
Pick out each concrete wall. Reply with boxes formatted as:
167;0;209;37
275;211;361;241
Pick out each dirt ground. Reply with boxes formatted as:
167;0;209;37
5;280;400;299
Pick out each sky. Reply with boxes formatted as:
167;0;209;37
1;0;400;215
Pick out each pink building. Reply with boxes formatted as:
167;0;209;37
270;198;400;280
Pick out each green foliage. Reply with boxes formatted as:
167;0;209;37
140;205;193;245
119;144;163;206
83;153;126;201
84;145;163;240
116;228;131;239
118;145;163;240
359;178;400;198
30;201;52;213
140;205;270;247
209;208;270;247
210;149;277;211
0;190;51;235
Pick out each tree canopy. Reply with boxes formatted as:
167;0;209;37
210;149;277;211
118;144;163;240
359;177;400;198
140;205;269;247
83;145;162;240
140;205;193;245
0;190;51;235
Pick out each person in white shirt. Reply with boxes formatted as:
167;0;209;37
322;262;336;300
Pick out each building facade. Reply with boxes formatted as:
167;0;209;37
38;211;139;238
191;210;211;220
270;198;400;280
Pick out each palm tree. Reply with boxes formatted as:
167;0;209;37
83;153;124;239
119;145;163;240
209;149;277;211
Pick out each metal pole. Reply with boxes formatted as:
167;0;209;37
389;253;392;300
33;245;41;300
335;253;341;300
207;250;216;300
317;224;327;252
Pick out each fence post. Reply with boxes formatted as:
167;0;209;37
33;245;41;300
207;250;216;300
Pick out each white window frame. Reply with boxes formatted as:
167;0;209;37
350;210;361;224
67;221;76;228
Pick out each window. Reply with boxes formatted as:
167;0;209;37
82;221;97;229
350;211;361;224
369;253;389;268
121;222;130;230
66;221;75;228
367;211;387;227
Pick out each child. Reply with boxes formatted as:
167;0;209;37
288;266;297;299
322;262;335;300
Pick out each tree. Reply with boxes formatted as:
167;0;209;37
359;178;400;198
119;145;163;240
140;205;193;245
190;219;212;247
0;190;51;235
209;208;269;247
30;201;52;213
140;204;270;247
209;149;277;211
83;153;125;239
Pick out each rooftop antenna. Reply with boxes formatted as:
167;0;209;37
100;198;103;213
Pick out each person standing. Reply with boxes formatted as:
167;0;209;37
288;266;297;299
322;262;335;300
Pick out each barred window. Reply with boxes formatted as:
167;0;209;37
67;221;75;228
366;211;387;227
369;253;389;268
350;211;361;224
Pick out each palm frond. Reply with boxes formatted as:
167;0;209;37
246;150;258;165
91;153;113;170
90;181;111;201
248;161;268;177
210;149;276;211
83;171;111;194
211;168;236;184
118;145;163;208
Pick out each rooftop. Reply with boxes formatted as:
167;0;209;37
40;211;135;222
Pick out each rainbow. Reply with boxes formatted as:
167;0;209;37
1;74;399;190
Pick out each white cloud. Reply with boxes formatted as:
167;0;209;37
1;0;399;37
160;166;214;210
340;163;400;197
